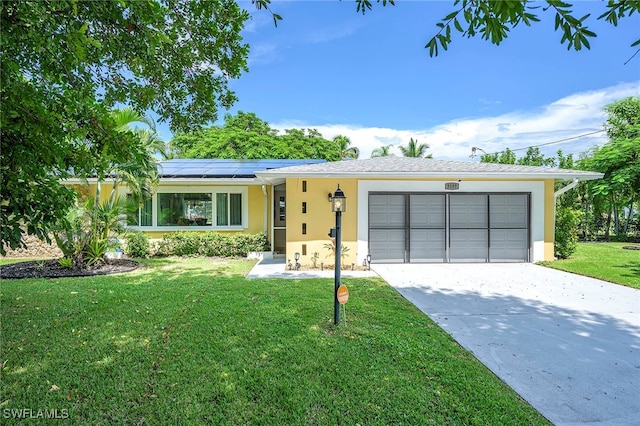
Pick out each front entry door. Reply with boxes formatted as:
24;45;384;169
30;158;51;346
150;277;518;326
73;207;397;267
273;185;286;254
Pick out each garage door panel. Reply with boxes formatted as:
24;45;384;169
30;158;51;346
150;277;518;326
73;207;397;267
410;195;445;227
450;194;487;228
370;194;405;227
410;229;445;262
490;194;527;228
370;229;405;263
450;229;488;262
490;229;528;262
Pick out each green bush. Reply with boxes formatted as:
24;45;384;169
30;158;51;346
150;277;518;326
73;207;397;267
555;208;581;259
155;232;269;257
126;232;151;258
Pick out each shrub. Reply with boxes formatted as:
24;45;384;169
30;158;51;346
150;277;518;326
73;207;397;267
126;232;151;258
555;208;581;259
155;232;269;257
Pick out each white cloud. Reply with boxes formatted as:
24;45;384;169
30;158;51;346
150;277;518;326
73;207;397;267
271;81;639;161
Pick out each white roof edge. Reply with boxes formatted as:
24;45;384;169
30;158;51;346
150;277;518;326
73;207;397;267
63;178;260;185
159;178;259;184
254;171;604;181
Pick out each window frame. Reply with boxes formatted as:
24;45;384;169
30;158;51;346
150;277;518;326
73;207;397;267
124;185;248;231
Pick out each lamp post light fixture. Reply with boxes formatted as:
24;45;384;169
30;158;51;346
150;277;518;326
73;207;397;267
366;254;372;271
331;185;346;325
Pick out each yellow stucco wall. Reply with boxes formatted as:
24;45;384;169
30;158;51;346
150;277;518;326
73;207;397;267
285;177;359;267
66;181;270;239
285;176;558;265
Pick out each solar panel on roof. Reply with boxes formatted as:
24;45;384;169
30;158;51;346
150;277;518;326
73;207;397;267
156;159;325;178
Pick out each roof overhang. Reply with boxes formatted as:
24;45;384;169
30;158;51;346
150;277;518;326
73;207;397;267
63;177;261;185
255;171;604;181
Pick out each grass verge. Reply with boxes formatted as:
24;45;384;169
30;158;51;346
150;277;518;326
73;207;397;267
1;258;549;424
540;242;640;289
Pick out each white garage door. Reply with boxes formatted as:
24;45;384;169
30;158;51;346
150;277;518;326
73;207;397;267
369;193;530;263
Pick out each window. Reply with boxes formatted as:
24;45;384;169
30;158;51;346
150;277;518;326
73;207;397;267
216;193;242;226
124;187;246;229
126;197;152;227
158;193;213;227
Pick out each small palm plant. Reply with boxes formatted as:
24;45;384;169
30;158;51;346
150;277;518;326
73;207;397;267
323;238;350;269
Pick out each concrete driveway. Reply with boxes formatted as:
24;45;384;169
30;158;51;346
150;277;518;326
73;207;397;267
372;263;640;426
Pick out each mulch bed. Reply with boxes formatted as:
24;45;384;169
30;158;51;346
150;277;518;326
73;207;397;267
0;259;140;279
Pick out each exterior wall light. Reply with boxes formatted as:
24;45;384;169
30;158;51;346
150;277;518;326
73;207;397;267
331;185;346;213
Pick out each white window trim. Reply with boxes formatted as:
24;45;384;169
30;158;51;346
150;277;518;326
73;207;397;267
123;185;249;231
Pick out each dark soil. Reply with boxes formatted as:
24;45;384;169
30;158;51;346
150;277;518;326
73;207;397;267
0;259;140;279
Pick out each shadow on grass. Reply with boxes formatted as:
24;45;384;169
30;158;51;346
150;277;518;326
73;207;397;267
390;283;640;426
616;260;640;282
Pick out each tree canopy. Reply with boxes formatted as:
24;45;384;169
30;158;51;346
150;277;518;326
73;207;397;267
169;112;342;161
480;96;640;241
354;0;640;56
371;144;395;158
334;136;360;159
1;0;253;253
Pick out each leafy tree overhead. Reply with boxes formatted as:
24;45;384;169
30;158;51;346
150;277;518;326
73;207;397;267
1;0;257;253
400;138;433;158
581;96;640;237
354;0;640;56
170;112;342;161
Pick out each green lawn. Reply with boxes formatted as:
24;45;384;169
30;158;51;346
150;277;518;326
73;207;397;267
540;242;640;289
0;258;549;424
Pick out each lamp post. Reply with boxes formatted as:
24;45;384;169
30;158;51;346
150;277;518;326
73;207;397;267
331;185;346;325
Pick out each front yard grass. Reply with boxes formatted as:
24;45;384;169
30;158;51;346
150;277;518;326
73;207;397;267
0;257;549;424
540;242;640;289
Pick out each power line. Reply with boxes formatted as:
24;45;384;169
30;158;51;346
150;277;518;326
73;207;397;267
471;129;606;158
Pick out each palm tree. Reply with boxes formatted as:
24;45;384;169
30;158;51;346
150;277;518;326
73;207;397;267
94;108;161;248
371;144;395;158
399;138;432;158
106;108;163;205
333;135;359;159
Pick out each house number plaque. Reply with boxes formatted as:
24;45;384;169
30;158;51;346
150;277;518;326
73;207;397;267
445;182;460;190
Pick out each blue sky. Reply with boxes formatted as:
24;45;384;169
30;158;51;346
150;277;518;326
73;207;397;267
160;1;640;161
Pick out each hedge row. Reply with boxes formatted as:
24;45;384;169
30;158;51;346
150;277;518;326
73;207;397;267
155;231;270;257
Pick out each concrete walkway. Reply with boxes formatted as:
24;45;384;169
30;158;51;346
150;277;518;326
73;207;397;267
246;258;378;279
372;263;640;426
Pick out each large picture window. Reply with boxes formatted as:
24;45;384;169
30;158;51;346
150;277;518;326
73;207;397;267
158;193;213;227
125;188;246;229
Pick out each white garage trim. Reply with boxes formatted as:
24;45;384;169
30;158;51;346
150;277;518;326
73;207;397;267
357;180;546;263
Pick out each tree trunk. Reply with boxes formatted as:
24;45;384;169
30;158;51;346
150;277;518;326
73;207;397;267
604;201;612;241
623;193;635;235
612;193;620;237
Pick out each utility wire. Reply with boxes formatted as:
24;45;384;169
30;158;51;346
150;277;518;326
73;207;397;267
474;129;606;157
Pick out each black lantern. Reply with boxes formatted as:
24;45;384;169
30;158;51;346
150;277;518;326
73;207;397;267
331;185;346;213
